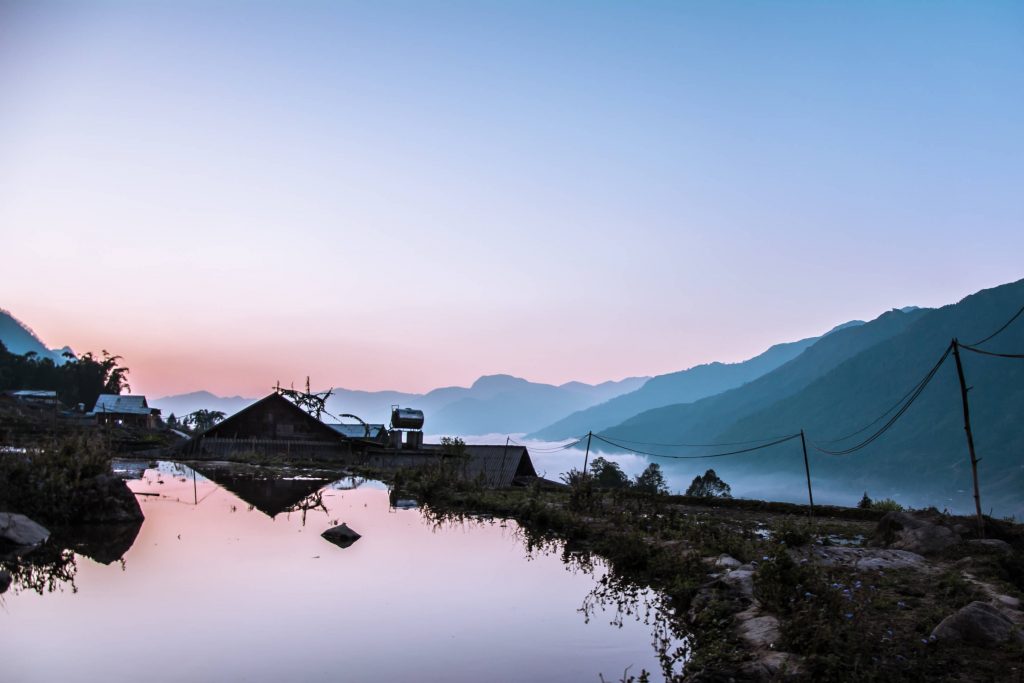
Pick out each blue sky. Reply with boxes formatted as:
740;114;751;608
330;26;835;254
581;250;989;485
1;1;1022;395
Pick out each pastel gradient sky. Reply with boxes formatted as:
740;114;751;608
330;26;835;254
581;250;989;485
2;1;1022;397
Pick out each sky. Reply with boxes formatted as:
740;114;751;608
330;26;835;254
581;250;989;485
1;1;1022;398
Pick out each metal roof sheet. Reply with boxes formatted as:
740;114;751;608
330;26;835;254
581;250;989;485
326;423;386;440
91;394;152;415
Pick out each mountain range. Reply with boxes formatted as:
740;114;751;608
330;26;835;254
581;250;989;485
151;374;651;435
589;279;1024;516
4;278;1022;515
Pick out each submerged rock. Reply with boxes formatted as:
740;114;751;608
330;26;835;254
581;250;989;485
322;523;361;548
931;601;1024;646
871;511;960;556
0;512;50;547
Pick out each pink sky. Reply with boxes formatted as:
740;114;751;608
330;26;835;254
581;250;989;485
2;3;1022;397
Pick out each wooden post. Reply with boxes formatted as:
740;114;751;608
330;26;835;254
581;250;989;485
582;431;593;477
800;430;815;522
500;436;510;485
952;339;985;538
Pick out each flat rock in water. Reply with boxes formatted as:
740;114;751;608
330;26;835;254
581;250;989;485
931;601;1024;646
322;523;361;548
0;512;50;547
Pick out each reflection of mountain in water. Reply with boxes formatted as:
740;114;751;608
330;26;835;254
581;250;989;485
189;464;352;517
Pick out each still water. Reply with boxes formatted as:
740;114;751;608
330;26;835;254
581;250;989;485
2;461;682;682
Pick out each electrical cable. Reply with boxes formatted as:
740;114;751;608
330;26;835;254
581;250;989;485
968;302;1024;347
959;344;1024;360
591;432;801;460
811;344;952;456
591;433;798;448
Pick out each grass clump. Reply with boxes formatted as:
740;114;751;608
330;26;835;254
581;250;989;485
0;434;114;523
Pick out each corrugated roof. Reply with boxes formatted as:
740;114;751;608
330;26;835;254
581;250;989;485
326;423;386;440
91;394;151;415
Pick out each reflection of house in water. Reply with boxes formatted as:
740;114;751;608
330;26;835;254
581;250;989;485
188;463;341;518
111;459;150;481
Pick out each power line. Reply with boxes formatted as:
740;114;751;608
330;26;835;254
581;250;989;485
811;343;952;456
590;432;801;460
959;343;1024;360
815;344;951;445
591;433;798;448
969;302;1024;346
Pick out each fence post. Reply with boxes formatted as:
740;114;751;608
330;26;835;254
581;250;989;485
951;339;985;538
800;429;815;523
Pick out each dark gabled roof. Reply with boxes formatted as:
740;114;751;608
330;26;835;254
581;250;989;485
198;392;346;442
459;445;538;488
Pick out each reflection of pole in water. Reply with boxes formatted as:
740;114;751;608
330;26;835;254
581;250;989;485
193;468;197;505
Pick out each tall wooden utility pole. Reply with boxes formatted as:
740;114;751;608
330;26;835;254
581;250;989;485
582;431;593;477
800;429;815;522
951;339;985;538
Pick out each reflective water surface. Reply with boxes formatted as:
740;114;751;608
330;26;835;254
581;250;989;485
2;461;682;682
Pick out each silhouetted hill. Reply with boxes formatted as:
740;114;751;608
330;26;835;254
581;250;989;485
529;331;839;440
0;309;71;364
601;279;1024;516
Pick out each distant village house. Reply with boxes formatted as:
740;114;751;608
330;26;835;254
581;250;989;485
91;394;161;428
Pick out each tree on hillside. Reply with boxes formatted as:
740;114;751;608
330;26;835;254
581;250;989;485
588;457;629;489
0;340;129;408
685;469;732;498
634;463;669;494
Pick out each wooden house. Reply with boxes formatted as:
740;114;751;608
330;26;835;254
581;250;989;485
180;392;385;461
91;394;161;428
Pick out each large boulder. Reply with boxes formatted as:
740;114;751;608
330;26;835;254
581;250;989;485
322;523;361;549
68;474;144;523
871;512;960;555
931;601;1024;646
0;568;11;593
0;512;50;547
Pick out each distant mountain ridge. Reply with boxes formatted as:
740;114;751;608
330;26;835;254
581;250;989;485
0;309;72;364
597;279;1024;516
152;374;650;433
527;325;855;441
